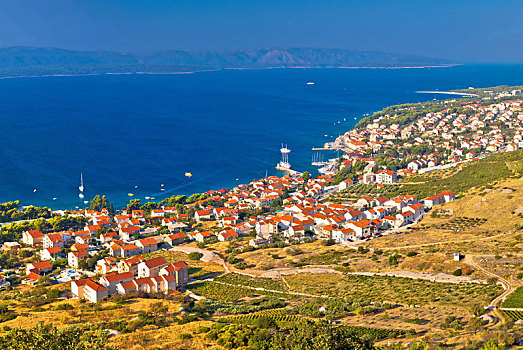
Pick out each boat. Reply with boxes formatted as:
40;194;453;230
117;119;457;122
161;184;164;187
185;172;192;177
53;197;57;201
134;185;138;189
235;178;239;181
78;193;84;199
83;200;89;204
161;188;166;191
33;189;37;193
128;193;134;197
150;197;155;200
306;82;315;85
79;173;84;192
276;144;292;171
145;196;151;200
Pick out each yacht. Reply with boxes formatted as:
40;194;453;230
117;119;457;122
79;173;84;192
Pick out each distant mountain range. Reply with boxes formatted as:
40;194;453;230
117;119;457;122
0;47;454;77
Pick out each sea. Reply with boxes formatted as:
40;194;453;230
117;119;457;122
1;64;522;210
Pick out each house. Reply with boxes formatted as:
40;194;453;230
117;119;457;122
195;210;212;222
396;211;415;226
95;257;118;275
119;226;141;241
217;229;238;241
22;229;44;246
132;210;144;218
23;272;42;285
118;256;146;276
331;228;355;243
160;261;189;287
164;232;185;246
68;250;89;269
402;203;425;221
136;237;158;254
376;170;398;184
110;243;140;258
0;273;10;290
423;190;456;208
43;233;64;249
40;247;63;261
71;278;89;299
138;257;169;278
100;231;119;243
26;261;53;275
194;231;213;242
338;179;354;191
83;279;109;303
346;220;373;238
99;272;135;295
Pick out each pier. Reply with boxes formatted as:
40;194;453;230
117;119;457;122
275;166;303;177
417;90;479;97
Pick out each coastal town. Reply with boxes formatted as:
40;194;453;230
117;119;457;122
1;88;523;348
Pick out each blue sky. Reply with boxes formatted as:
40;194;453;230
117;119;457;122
0;0;522;62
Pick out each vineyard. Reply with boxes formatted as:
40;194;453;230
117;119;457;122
502;287;523;308
189;281;255;301
437;217;487;231
215;273;288;291
502;309;523;321
220;308;303;324
285;273;503;307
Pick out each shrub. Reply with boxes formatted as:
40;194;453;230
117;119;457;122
189;252;203;260
453;269;462;276
198;326;210;333
487;277;498;285
178;333;192;339
406;251;418;257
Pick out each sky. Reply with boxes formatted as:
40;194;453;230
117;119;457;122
0;0;522;63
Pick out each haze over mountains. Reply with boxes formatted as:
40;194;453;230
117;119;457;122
0;47;453;77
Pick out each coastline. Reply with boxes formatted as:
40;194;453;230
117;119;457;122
0;64;458;80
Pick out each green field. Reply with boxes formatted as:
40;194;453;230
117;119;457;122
502;287;523;308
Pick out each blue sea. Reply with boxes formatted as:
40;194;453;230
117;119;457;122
1;64;522;210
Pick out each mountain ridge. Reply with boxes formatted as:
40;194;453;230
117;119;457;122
0;47;455;77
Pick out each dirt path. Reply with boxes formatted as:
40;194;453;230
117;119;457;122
463;255;513;307
170;246;229;272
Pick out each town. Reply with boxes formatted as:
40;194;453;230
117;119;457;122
1;90;523;349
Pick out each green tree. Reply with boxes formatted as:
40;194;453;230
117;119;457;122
0;323;116;349
467;316;485;335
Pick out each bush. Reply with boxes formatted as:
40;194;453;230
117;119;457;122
323;239;335;246
487;277;498;285
234;261;247;270
453;269;462;276
406;251;418;257
198;326;210;333
188;252;203;260
178;333;192;339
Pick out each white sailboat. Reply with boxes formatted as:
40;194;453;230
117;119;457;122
79;173;84;192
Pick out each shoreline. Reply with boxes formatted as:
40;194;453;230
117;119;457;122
0;64;458;81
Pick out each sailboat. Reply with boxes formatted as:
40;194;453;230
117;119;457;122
79;173;84;192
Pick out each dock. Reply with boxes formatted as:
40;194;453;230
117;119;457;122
275;166;303;177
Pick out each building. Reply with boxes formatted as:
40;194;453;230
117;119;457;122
376;170;398;184
137;257;169;278
22;230;44;246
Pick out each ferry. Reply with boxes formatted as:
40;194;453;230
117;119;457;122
306;82;315;85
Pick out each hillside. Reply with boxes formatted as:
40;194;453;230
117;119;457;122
0;46;453;77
